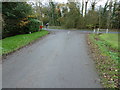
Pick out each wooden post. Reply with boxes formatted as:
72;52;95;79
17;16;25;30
93;29;96;33
97;28;99;34
106;29;108;33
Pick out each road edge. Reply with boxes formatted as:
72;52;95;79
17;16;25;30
2;31;50;61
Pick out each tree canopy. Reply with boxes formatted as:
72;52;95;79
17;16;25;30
33;0;120;30
2;2;42;38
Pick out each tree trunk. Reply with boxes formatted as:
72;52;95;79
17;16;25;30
82;0;84;16
85;1;88;16
91;2;95;11
107;1;112;29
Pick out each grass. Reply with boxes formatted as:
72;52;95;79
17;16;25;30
88;33;119;88
99;34;119;50
0;30;49;55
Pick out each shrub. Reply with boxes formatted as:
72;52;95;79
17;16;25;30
63;17;75;29
86;24;94;29
24;19;42;33
2;19;20;38
2;2;35;38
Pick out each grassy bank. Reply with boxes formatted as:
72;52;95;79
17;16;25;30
88;33;119;88
0;30;49;55
99;34;119;50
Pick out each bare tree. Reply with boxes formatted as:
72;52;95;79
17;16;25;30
90;0;100;10
85;0;89;16
81;0;84;16
34;0;43;20
107;0;113;28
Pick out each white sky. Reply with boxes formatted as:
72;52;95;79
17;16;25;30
29;0;109;7
55;0;109;7
28;0;118;9
43;0;109;6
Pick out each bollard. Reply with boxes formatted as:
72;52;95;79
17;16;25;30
97;28;99;34
93;29;96;33
106;29;108;33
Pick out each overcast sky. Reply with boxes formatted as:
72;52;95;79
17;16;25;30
55;0;109;7
29;0;109;7
28;0;118;9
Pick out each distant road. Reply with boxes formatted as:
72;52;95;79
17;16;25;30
46;28;119;33
3;29;102;88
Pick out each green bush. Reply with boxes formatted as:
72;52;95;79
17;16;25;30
23;19;42;33
2;19;20;38
86;24;94;29
2;2;35;38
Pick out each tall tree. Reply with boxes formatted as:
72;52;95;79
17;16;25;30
63;2;81;28
99;0;109;28
33;0;42;20
85;0;89;16
107;0;113;29
49;2;56;25
81;0;84;16
2;2;34;38
114;1;120;29
90;0;100;10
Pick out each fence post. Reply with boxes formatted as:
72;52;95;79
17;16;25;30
97;28;99;34
106;29;108;33
93;29;96;33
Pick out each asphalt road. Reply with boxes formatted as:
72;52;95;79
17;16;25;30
3;29;102;88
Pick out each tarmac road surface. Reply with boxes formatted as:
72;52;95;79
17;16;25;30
3;29;102;88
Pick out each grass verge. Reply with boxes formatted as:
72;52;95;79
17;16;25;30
0;30;49;56
99;34;119;50
87;33;119;88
